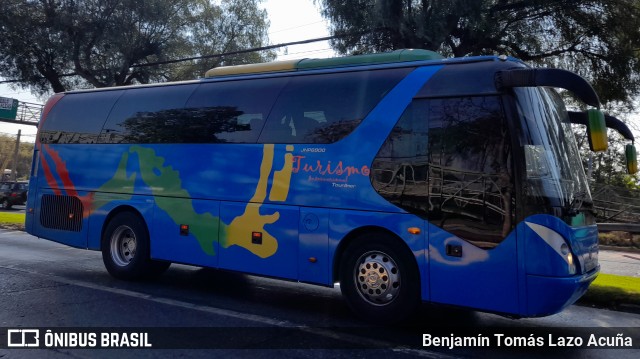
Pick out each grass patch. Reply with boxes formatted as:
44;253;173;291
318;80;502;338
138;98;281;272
0;212;25;231
579;273;640;311
0;212;25;224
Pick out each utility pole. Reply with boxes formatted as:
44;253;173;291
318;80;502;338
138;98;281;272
11;129;21;181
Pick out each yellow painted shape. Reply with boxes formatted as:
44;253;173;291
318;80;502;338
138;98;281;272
269;145;294;202
224;144;280;258
225;203;280;258
205;59;302;78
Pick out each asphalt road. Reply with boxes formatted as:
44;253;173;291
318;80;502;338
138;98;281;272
0;204;25;213
0;229;638;358
599;250;640;277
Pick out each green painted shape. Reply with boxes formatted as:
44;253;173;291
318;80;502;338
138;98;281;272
297;49;443;70
94;153;136;194
130;146;222;255
91;152;136;211
587;109;608;152
626;144;637;174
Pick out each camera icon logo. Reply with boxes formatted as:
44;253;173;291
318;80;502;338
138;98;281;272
7;329;40;347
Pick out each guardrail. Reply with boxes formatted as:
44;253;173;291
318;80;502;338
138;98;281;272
592;184;640;224
598;223;640;233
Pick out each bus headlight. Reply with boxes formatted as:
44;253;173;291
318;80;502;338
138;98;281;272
560;243;569;255
567;252;576;275
526;222;577;276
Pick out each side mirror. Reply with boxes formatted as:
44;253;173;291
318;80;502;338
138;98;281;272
587;109;608;152
626;144;638;174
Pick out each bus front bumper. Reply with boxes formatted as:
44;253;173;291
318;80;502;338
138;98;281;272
525;265;599;317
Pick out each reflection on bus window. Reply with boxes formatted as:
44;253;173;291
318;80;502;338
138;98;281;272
373;96;515;249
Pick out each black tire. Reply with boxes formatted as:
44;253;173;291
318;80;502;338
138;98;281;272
339;233;421;324
1;199;11;210
101;211;170;280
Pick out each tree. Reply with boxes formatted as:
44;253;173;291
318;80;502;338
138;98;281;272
0;134;35;180
575;124;640;188
315;0;640;105
169;0;275;80
0;0;275;96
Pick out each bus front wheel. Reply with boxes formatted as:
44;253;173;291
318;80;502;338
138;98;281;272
101;211;170;280
339;234;420;324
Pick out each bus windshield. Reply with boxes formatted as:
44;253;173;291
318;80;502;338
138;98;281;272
514;87;594;225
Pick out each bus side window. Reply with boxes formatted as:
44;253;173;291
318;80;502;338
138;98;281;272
179;77;287;144
42;91;124;144
100;85;196;144
428;97;515;248
371;100;430;216
258;68;412;144
373;96;515;248
100;78;287;144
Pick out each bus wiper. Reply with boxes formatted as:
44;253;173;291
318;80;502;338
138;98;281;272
566;190;587;216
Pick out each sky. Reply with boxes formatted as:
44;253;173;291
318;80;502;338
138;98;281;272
0;0;334;142
263;0;335;60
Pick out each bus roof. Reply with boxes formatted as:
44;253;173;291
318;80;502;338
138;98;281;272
204;49;444;78
63;51;512;96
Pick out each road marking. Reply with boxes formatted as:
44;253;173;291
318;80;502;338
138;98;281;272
0;264;454;358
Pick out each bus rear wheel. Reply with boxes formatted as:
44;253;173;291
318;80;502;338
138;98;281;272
101;211;170;280
339;234;420;324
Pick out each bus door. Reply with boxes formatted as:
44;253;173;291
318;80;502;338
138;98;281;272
425;96;519;314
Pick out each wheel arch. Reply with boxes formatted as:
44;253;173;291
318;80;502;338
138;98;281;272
101;205;148;241
332;225;419;285
100;204;169;280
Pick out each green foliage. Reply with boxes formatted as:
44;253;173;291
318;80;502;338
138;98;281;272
0;134;34;180
316;0;639;187
170;0;275;81
316;0;640;104
0;0;275;95
598;232;640;248
577;128;640;188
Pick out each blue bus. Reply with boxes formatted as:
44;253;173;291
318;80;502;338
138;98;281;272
26;49;636;322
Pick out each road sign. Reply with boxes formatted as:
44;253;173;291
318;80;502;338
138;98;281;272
0;97;19;121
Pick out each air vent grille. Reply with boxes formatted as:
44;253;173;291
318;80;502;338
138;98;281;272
40;194;83;232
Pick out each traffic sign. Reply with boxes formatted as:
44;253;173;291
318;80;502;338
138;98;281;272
0;97;19;121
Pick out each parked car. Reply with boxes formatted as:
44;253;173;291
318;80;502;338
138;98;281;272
0;181;28;209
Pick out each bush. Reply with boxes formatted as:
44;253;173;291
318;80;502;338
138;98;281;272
599;231;640;248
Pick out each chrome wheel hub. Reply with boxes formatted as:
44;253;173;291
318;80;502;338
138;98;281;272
354;251;401;306
110;225;137;267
